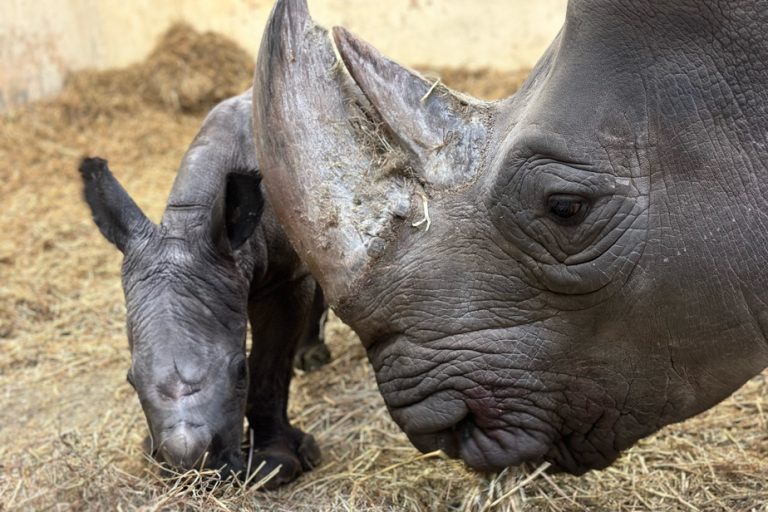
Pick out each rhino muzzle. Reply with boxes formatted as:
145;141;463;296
158;422;213;469
134;356;248;475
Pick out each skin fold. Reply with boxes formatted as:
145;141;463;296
252;0;768;474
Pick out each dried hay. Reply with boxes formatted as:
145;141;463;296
416;68;531;101
52;23;254;125
1;23;767;512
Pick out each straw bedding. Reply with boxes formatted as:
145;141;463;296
0;24;766;512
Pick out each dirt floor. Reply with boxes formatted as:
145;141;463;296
0;25;766;512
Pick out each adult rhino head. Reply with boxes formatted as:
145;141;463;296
253;0;768;473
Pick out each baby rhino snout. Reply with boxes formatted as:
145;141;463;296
159;422;212;469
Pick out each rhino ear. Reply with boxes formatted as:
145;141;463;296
332;26;487;187
79;157;154;253
210;171;264;254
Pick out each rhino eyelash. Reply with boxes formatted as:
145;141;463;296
546;194;591;225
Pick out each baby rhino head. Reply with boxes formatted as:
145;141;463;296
80;157;263;475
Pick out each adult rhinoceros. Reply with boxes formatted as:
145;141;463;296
252;0;768;474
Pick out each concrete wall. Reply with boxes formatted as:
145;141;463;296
0;0;566;112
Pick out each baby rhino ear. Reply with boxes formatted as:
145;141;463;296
210;171;264;253
79;157;154;253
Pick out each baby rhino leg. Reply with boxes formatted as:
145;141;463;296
293;283;331;372
246;276;322;488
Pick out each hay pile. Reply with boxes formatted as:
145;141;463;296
55;23;254;123
1;23;766;512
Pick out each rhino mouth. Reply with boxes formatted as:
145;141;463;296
405;412;554;473
368;331;625;474
139;387;247;476
145;422;246;477
390;391;621;474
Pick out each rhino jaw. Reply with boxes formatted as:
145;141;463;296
252;0;490;307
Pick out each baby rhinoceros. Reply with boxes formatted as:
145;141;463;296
79;90;329;487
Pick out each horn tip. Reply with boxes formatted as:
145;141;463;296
284;0;310;19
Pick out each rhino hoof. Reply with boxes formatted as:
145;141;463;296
248;429;321;489
294;343;332;372
297;433;322;470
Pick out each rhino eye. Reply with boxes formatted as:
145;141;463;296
547;194;589;224
236;359;247;381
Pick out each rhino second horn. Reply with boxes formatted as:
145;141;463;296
331;26;490;189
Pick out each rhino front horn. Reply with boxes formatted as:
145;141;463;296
252;0;489;307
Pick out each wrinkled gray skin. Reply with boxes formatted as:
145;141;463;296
253;0;768;474
79;91;327;486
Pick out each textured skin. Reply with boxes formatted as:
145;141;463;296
80;91;326;485
253;0;768;474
